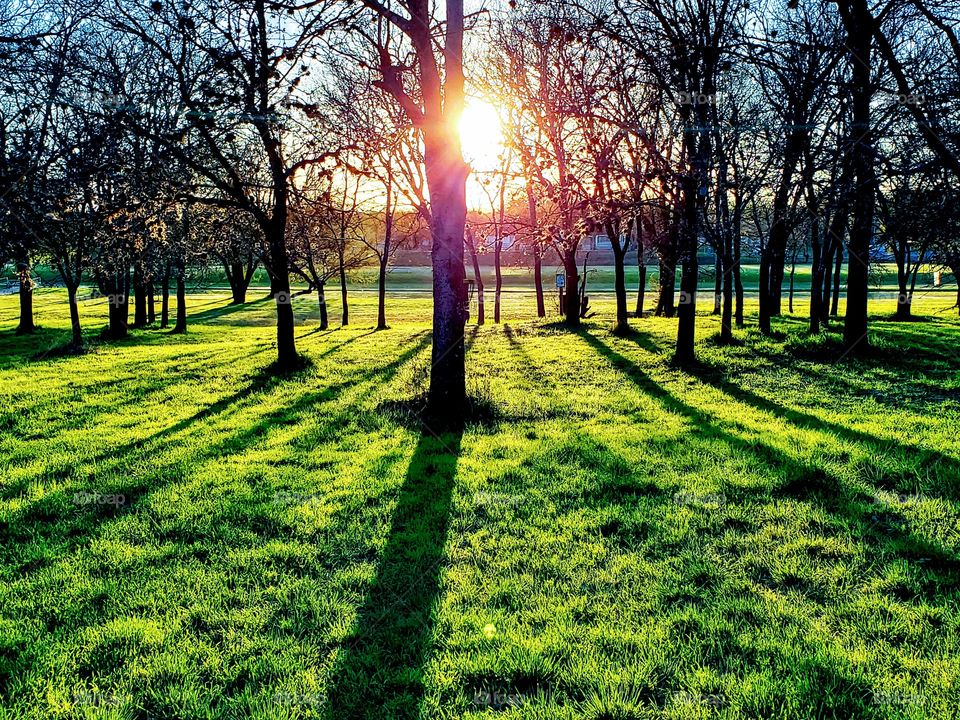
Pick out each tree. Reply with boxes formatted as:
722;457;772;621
343;0;471;419
106;0;344;369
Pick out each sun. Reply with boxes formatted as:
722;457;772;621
459;99;504;173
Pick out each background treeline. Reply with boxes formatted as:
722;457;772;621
1;0;960;420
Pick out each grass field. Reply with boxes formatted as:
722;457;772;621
1;289;959;719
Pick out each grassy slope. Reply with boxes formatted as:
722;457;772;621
0;289;959;719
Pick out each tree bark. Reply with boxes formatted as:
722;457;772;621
534;250;545;318
528;188;545;318
67;284;82;348
318;282;329;330
712;255;722;315
609;223;630;334
494;239;502;324
338;247;349;326
635;261;646;318
832;244;843;316
562;248;579;327
133;265;147;328
16;256;34;334
226;260;252;304
840;0;876;352
377;186;393;330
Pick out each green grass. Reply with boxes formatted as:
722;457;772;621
1;288;959;719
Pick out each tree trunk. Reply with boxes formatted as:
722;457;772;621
227;260;250;304
788;257;796;314
612;243;629;334
466;230;485;325
734;234;744;327
377;254;389;331
721;249;734;343
494;240;502;324
338;248;349;326
147;280;156;324
758;244;772;334
635;262;646;318
160;262;170;329
318;282;329;330
841;0;876;352
105;269;129;340
172;256;187;334
67;284;82;348
810;223;823;333
423;130;469;421
675;175;700;365
896;269;912;320
712;255;722;315
16;257;34;334
563;248;579;327
655;258;676;317
832;244;843;316
534;251;545;318
377;196;393;330
133;266;147;328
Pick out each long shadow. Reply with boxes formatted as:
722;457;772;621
687;361;960;500
0;332;434;571
189;296;272;322
325;427;462;719
9;330;389;488
576;330;960;587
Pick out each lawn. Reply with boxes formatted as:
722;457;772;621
1;289;959;719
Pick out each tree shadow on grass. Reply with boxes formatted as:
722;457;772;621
576;330;960;597
325;427;462;720
0;332;434;573
685;360;960;501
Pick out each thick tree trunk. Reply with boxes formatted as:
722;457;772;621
842;0;876;352
318;282;329;330
104;269;130;340
675;175;700;365
227;261;251;304
423;124;469;420
16;257;34;334
895;270;912;320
